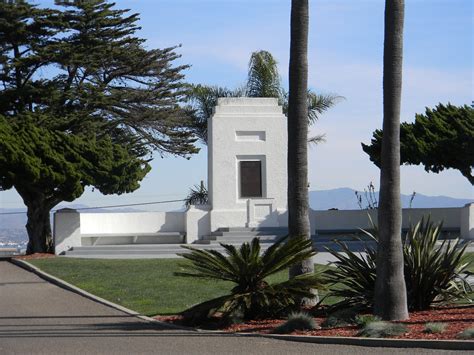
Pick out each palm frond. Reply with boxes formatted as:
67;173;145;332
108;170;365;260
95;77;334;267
175;236;324;323
246;50;282;98
308;134;327;146
184;181;208;207
307;91;344;124
186;84;241;143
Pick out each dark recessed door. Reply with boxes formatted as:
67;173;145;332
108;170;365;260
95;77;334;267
240;161;262;198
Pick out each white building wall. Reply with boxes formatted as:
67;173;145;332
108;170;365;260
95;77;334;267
208;98;287;231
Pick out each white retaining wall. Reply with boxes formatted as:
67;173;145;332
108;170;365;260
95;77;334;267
54;203;473;255
80;212;184;234
311;207;465;232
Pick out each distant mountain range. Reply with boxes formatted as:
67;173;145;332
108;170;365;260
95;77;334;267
1;189;472;241
309;188;472;210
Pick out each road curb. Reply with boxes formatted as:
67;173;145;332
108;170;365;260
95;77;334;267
246;333;474;351
9;258;196;332
9;258;474;350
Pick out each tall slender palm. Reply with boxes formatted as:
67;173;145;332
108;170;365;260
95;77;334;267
187;50;341;145
287;0;313;288
374;0;409;320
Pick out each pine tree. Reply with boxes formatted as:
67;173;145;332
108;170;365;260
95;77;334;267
0;0;197;253
362;103;474;185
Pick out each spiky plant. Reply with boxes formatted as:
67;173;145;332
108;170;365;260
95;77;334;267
273;312;318;334
184;181;208;207
175;236;324;325
403;217;472;310
355;314;382;328
324;216;472;311
458;327;474;340
358;321;407;338
423;322;447;334
323;233;378;310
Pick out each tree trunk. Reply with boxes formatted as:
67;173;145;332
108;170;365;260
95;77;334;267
374;0;409;321
16;187;56;254
288;0;315;303
26;203;53;254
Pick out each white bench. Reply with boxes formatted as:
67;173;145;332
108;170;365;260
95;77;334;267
81;232;185;246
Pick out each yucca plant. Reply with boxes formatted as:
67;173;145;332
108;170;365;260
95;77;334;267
175;236;324;325
324;216;472;311
323;231;378;310
403;217;471;310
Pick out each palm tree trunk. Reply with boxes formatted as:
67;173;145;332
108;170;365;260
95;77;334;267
288;0;314;283
374;0;409;321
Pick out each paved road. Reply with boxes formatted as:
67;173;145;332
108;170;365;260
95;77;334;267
0;261;468;355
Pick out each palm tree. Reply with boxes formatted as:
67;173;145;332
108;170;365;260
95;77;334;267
287;0;313;289
187;50;341;145
246;50;282;98
184;180;208;207
374;0;409;320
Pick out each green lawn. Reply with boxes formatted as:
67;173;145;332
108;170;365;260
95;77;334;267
28;252;473;317
29;258;331;316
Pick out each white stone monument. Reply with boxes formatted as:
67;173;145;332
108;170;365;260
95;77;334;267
207;97;288;231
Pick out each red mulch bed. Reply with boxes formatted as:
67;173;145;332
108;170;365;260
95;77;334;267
155;306;474;340
14;253;56;260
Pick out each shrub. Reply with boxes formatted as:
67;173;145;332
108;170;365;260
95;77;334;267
273;312;318;334
358;321;407;338
355;314;381;328
321;308;358;328
403;218;472;310
457;327;474;340
175;236;325;325
324;216;472;311
423;322;447;334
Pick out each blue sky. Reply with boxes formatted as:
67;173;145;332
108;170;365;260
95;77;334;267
0;0;472;211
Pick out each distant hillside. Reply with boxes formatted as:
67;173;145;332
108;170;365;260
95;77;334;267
309;188;473;210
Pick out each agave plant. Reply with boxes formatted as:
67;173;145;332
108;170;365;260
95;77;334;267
175;236;324;325
324;216;472;311
403;217;472;310
323;236;377;310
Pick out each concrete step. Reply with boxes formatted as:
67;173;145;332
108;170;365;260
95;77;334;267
197;235;283;245
216;227;288;234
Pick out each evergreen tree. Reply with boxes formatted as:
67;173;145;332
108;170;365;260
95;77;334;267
0;0;197;253
362;103;474;185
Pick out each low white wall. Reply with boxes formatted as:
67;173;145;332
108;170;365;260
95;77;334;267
54;204;474;255
54;209;81;254
186;205;211;244
80;212;185;234
311;205;470;237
